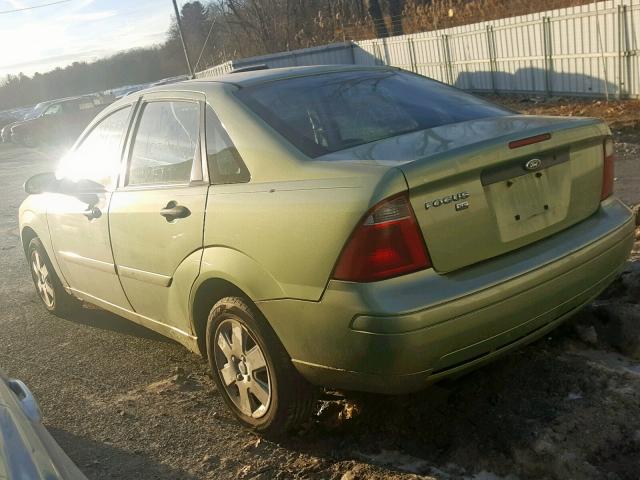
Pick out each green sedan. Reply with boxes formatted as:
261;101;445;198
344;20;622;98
19;66;635;435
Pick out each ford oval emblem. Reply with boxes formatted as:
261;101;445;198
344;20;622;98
525;158;543;171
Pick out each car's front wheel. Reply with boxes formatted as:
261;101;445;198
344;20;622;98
206;297;316;436
28;238;80;316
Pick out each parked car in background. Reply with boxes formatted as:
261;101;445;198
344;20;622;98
0;113;18;140
150;74;189;86
19;66;635;435
0;124;9;142
11;94;114;147
0;107;27;130
107;76;187;100
1;103;52;143
109;83;154;99
0;369;87;479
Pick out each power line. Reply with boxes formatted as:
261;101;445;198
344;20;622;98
0;0;74;15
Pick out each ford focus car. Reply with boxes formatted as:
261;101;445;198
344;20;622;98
18;66;635;435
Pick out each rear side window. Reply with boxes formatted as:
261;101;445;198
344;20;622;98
205;106;249;184
237;70;510;158
128;101;200;186
56;106;132;189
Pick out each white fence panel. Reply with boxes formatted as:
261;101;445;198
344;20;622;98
196;60;233;79
547;3;619;96
628;3;640;96
354;39;385;65
409;34;446;82
447;26;494;91
234;43;354;69
492;18;547;93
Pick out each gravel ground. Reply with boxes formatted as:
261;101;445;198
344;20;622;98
0;111;639;480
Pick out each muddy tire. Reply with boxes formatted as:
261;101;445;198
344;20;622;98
28;238;80;316
206;296;316;436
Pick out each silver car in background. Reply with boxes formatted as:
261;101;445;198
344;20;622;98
0;370;86;479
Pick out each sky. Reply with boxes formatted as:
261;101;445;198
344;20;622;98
0;0;175;78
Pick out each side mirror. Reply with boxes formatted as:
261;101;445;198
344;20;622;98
57;178;105;206
66;178;106;194
24;172;57;194
24;173;105;201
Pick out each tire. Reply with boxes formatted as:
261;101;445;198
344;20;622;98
206;296;316;436
28;238;80;316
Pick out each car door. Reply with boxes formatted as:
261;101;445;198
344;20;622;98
47;105;134;309
108;92;208;329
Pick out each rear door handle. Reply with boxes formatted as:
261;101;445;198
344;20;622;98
83;206;102;220
160;201;191;222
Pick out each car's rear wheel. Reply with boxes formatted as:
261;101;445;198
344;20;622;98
206;296;316;436
28;238;79;316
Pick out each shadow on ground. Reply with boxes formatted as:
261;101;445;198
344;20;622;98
62;306;173;344
50;428;200;480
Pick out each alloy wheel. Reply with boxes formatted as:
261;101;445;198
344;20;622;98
31;250;54;308
214;318;271;418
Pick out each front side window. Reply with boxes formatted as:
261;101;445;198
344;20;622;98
128;101;200;186
56;106;132;189
206;106;249;184
237;70;511;158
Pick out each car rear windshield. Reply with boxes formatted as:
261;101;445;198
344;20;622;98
236;70;511;158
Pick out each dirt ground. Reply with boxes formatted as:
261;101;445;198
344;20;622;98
0;97;639;480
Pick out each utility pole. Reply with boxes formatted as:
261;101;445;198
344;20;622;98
172;0;195;78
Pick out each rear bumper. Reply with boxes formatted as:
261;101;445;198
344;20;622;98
257;198;635;394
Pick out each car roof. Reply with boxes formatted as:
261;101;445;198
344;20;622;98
205;64;396;87
141;65;397;93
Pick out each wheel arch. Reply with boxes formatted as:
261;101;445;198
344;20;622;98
21;225;38;256
20;208;68;289
189;246;286;357
191;278;251;357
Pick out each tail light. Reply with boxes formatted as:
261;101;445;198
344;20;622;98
333;193;431;282
601;136;615;200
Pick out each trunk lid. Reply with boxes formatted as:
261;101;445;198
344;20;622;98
324;115;610;272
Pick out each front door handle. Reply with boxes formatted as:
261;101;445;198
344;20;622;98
160;201;191;222
83;206;102;220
